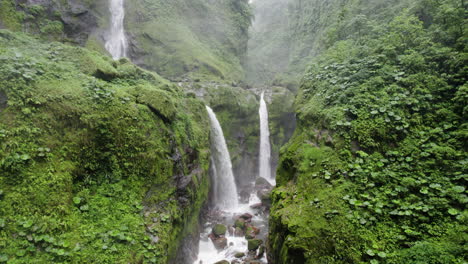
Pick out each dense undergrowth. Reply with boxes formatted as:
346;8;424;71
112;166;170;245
269;0;467;263
0;30;210;263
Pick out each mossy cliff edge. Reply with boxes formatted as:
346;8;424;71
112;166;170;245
268;0;467;263
0;30;211;263
0;0;252;82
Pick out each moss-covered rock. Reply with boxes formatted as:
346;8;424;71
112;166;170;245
247;239;263;251
214;260;230;264
212;224;227;237
234;218;246;230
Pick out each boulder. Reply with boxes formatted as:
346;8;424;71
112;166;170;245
212;224;227;237
245;225;260;239
234;218;245;229
255;177;272;190
247;239;263;251
239;213;253;222
257;189;271;206
214;260;229;264
212;237;228;250
234;227;244;237
250;203;263;209
234;252;245;258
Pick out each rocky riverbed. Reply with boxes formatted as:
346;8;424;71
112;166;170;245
193;178;273;264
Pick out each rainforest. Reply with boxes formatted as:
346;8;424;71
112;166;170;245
0;0;466;263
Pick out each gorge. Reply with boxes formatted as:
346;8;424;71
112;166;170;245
0;0;466;263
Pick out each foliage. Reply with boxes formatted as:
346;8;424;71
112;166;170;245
270;0;467;263
0;30;210;263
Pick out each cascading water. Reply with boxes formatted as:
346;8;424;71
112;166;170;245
205;106;239;210
259;91;273;183
105;0;128;59
191;107;269;264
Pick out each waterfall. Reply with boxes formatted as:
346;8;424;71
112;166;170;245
205;106;239;210
259;92;273;182
105;0;128;59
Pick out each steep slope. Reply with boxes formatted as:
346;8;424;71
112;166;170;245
269;0;467;263
0;30;211;263
247;0;290;87
0;0;252;82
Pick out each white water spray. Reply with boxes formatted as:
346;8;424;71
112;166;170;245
259;91;273;183
206;106;239;210
105;0;128;59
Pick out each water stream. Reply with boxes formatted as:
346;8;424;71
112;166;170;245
105;0;128;59
205;106;239;211
192;103;273;264
259;92;273;184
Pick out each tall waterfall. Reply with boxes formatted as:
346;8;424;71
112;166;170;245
259;92;273;182
206;106;239;210
105;0;128;59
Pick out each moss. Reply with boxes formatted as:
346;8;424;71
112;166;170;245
0;30;210;263
247;238;263;251
269;2;467;263
212;224;227;236
0;0;23;31
125;0;251;82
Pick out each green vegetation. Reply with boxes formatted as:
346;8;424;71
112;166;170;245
125;0;252;82
0;30;210;263
269;0;467;263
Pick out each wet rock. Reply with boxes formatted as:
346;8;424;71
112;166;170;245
257;189;271;206
256;245;265;259
234;218;246;229
245;225;260;239
212;237;227;250
234;252;245;258
234;227;245;237
214;260;229;264
255;177;272;190
212;224;227;237
239;189;251;203
228;226;235;236
247;239;263;251
250;203;263;209
239;213;253;222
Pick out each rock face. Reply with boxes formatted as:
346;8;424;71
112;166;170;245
1;0;252;82
182;82;296;190
1;0;102;45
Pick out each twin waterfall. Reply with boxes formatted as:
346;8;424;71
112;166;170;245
205;92;272;210
259;92;273;183
197;93;272;263
105;0;128;59
206;106;239;210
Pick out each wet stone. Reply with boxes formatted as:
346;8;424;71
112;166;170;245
213;260;229;264
234;252;245;258
247;239;263;251
212;224;227;236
